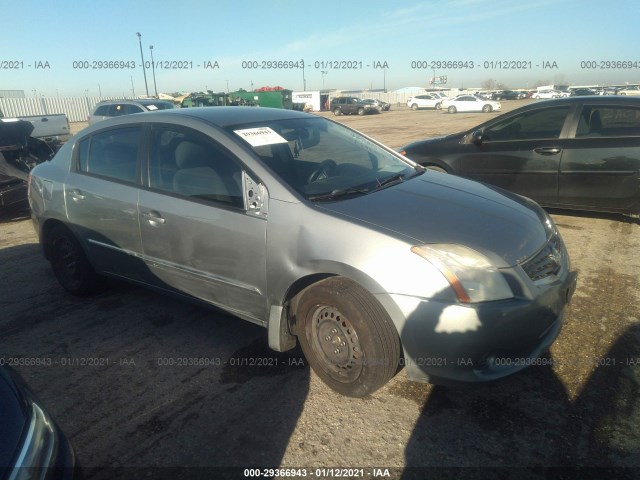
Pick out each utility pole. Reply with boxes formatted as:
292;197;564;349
149;45;158;97
136;32;149;97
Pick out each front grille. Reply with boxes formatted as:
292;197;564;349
522;233;564;282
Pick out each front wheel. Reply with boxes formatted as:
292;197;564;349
333;107;342;116
482;104;492;113
448;106;457;114
357;107;365;116
295;277;401;397
435;102;442;110
411;103;419;110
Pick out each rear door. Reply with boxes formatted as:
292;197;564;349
65;125;146;280
452;104;573;205
558;102;640;211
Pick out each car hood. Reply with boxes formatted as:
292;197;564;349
402;132;464;152
316;172;550;267
0;368;28;470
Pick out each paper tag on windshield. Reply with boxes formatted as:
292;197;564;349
234;127;287;147
146;104;158;111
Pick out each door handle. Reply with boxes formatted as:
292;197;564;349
534;147;562;155
142;211;166;225
68;189;85;201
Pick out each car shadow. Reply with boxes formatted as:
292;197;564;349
399;324;640;478
0;241;311;478
545;207;639;225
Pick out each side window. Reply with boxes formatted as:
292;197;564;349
576;105;640;137
79;127;141;183
93;105;109;116
483;106;570;141
125;104;145;114
109;104;130;117
148;126;243;208
77;138;89;171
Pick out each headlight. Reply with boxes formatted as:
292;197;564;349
411;244;513;303
8;402;58;480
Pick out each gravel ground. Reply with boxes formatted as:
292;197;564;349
1;101;639;479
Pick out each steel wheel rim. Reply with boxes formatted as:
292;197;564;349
310;305;363;383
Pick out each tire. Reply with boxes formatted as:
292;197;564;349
357;108;365;116
295;277;401;397
333;107;342;116
49;225;102;296
411;103;419;110
435;102;442;110
482;104;492;113
448;106;457;114
425;165;447;173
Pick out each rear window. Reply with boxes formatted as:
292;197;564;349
143;102;175;111
77;127;141;183
93;105;109;116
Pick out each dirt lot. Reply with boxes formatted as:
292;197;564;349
2;101;640;479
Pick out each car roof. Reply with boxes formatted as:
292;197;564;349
531;95;640;105
89;106;311;129
95;99;174;106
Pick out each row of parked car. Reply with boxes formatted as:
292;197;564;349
329;97;391;115
479;86;640;100
406;93;501;113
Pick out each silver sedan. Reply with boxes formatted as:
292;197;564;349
28;107;576;397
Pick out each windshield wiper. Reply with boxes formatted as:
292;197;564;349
308;186;370;202
376;173;406;189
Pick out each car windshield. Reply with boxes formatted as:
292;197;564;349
229;116;420;201
143;102;175;111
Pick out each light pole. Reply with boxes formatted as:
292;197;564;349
383;67;386;92
302;64;306;91
136;32;149;97
321;70;327;90
149;45;158;97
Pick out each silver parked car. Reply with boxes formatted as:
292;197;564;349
88;99;175;125
28;107;577;397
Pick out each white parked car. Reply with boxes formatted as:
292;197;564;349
533;90;565;99
407;94;442;110
618;85;640;96
440;95;501;113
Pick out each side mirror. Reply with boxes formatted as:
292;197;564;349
471;130;483;146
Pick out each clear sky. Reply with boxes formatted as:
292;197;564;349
2;0;639;97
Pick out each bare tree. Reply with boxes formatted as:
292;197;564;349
533;79;551;88
481;78;497;90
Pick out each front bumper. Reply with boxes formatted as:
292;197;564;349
381;269;577;384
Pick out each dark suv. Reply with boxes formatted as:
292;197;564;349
491;90;525;100
330;97;379;116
